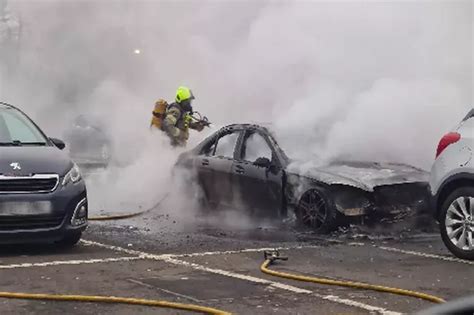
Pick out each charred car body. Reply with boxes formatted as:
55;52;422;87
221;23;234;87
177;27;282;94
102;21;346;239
0;102;87;246
175;124;429;232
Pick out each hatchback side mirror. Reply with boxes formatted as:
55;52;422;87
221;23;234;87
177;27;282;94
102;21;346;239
254;157;272;168
50;138;66;150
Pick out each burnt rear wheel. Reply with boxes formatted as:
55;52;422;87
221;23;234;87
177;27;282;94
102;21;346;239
296;188;338;233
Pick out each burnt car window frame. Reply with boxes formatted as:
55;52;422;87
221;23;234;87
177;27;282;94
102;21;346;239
214;130;242;160
462;108;474;122
238;129;281;167
200;136;218;156
200;128;243;159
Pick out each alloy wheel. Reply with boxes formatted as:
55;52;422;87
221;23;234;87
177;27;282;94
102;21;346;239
445;196;474;251
299;190;327;229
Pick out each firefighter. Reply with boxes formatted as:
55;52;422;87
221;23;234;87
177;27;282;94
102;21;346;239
161;86;205;147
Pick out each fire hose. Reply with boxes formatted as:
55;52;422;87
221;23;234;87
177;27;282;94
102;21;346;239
0;193;233;314
1;197;444;313
261;250;446;304
0;292;231;315
88;193;169;221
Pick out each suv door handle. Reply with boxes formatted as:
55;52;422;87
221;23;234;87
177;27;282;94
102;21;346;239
202;159;210;166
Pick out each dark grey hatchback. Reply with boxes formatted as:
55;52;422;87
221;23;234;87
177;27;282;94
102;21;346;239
0;102;87;246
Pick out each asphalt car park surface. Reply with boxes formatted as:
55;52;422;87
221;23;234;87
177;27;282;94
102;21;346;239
1;203;473;315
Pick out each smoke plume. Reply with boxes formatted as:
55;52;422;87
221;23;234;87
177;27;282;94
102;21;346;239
1;0;472;214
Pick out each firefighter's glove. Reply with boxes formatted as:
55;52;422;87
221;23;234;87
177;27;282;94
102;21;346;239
183;113;193;129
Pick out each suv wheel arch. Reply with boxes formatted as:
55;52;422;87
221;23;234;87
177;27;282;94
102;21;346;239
436;174;474;220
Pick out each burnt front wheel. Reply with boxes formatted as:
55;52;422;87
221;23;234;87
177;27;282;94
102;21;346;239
296;188;338;233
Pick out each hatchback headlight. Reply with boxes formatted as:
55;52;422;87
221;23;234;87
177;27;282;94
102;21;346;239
62;163;82;186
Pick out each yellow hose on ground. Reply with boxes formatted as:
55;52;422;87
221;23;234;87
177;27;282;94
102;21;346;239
261;256;445;304
0;292;231;315
89;194;169;221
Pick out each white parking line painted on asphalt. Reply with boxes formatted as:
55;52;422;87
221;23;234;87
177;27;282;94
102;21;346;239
173;245;321;258
164;256;312;294
81;240;173;259
82;240;401;315
377;246;474;265
0;256;145;269
128;278;203;303
80;240;320;258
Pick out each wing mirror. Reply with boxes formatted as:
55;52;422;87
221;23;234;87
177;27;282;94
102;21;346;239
254;157;272;168
50;138;66;150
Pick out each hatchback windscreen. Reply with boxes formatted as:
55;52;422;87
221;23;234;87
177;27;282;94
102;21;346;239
0;107;47;145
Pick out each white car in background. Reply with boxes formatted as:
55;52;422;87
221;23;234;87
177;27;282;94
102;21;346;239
430;108;474;260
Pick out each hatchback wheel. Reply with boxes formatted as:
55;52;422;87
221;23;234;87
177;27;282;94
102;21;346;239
296;188;338;233
440;187;474;260
56;232;82;248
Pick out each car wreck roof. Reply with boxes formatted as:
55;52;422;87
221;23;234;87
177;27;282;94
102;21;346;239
221;123;272;132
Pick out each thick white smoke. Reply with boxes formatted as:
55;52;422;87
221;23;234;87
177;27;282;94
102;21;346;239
1;0;472;213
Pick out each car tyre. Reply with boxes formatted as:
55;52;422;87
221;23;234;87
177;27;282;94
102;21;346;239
296;187;338;233
439;187;474;260
56;232;82;248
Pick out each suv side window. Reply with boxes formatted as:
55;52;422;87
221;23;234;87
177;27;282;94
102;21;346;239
242;132;273;163
213;132;240;159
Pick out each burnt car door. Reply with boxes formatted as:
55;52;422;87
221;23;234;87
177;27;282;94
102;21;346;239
196;129;242;208
233;130;284;217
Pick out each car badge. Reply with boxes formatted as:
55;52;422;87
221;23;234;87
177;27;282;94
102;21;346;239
10;162;21;170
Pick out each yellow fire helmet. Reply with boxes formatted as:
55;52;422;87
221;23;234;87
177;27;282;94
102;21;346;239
175;86;195;103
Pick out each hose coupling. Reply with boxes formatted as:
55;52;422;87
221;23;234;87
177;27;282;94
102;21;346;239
264;250;288;264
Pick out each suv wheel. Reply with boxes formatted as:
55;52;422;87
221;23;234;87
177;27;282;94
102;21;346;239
440;187;474;260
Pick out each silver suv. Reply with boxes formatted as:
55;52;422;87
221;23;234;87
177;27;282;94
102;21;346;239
430;108;474;260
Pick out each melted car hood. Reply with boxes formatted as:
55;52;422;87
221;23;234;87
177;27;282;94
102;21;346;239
0;146;72;176
288;160;429;192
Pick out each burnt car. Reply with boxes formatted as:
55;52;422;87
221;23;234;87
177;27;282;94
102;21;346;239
0;102;87;246
63;115;112;168
175;124;429;232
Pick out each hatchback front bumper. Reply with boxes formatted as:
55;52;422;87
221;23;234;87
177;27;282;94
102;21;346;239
0;180;88;244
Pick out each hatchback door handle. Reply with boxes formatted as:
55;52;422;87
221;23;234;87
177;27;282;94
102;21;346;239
202;159;210;166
